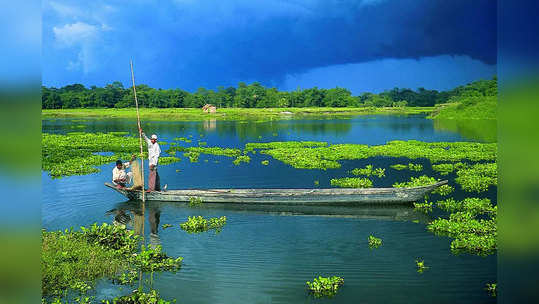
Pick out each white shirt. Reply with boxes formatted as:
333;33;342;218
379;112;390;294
142;133;161;166
112;162;130;183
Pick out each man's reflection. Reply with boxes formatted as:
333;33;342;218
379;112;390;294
106;201;162;247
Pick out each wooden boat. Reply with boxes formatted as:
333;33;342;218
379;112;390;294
105;180;448;204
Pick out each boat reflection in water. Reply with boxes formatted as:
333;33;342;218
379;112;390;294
107;200;431;229
105;201;161;247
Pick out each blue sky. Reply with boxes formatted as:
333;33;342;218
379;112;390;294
42;0;496;94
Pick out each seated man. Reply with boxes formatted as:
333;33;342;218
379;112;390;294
112;155;136;188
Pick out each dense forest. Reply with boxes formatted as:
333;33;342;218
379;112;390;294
42;77;496;109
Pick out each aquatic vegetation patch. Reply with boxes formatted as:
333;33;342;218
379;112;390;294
42;223;182;301
393;175;439;188
390;164;407;170
306;276;344;298
180;216;227;233
432;184;455;196
330;177;372;188
455;162;497;192
198;141;207;146
102;289;173;304
168;146;242;158
436;198;494;215
368;235;382;248
250;140;496;170
183;151;200;162
408;163;423;172
415;259;428;273
162;224;173;229
413;201;433;214
350;165;385;177
233;155;251;165
245;141;327;152
157;156;181;165
427;210;497;255
485;283;497;297
42;132;141;178
431;163;466;175
188;197;203;207
261;160;269;165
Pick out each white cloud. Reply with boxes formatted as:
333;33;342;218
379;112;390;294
53;22;98;46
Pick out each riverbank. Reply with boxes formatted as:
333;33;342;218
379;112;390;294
42;107;434;121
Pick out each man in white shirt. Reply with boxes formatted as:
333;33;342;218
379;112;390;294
140;128;161;192
112;155;136;188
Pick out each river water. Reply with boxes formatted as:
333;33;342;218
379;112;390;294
42;115;496;303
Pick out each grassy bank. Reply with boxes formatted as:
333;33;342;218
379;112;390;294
42;107;434;121
429;96;497;120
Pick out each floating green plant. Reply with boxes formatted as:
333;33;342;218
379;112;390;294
350;165;385;177
368;235;382;248
247;140;496;170
436;198;494;215
330;177;372;188
158;156;182;165
432;184;455;196
416;259;428;273
413;201;433;214
180;216;227;233
198;141;207;146
102;289;173;304
314;180;320;186
42;223;182;301
183;151;200;162
162;224;173;229
306;276;344;298
169;146;242;157
245;141;327;152
431;163;466;175
408;163;423;171
393;175;439;188
261;160;269;165
455;162;497;192
427;210;497;255
485;283;497;297
188;197;203;207
233;155;251;165
390;164;407;170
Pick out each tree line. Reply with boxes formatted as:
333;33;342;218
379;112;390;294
42;77;496;109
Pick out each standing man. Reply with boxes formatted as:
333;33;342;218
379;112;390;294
140;128;161;192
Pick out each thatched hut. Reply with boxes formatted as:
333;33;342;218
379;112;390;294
202;104;217;113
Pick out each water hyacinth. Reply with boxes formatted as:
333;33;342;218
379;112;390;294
330;177;373;188
368;235;382;248
233;155;251;165
432;184;455;196
408;163;423;172
393;175;439;188
306;276;344;298
390;164;408;170
180;216;227;233
413;201;433;214
350;165;385;177
455;162;497;192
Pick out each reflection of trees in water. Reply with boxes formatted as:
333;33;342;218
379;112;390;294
215;120;353;140
433;119;497;142
106;201;161;247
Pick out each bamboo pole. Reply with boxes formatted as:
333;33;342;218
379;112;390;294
130;60;146;204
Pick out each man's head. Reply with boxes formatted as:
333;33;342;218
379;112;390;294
151;134;158;144
116;160;123;169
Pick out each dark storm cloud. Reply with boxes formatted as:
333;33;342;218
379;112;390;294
43;0;496;90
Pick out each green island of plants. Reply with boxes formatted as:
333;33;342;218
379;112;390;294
432;162;466;175
416;259;428;273
306;276;344;298
368;235;382;248
180;216;227;233
233;155;251;165
42;132;180;178
330;177;372;188
251;140;495;170
167;145;242;158
42;223;182;303
408;163;423;172
454;162;497;192
350;165;385;177
432;184;455;196
188;197;203;207
101;289;173;304
485;283;497;297
393;175;439;188
261;160;269;165
390;164;408;170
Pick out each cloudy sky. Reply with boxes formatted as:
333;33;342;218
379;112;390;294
42;0;496;94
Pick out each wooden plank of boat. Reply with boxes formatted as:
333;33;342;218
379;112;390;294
104;180;448;204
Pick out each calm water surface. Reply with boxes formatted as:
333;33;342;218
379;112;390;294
42;115;496;303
